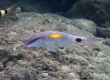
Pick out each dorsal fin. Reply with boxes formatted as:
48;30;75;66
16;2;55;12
61;31;71;34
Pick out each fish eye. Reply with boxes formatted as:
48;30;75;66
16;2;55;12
76;38;82;42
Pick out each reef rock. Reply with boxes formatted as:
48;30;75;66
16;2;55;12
71;19;97;35
97;27;110;37
66;0;110;27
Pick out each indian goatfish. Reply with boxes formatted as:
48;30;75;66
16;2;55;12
0;5;16;17
26;31;97;53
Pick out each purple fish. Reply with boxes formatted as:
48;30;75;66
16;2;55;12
26;31;97;52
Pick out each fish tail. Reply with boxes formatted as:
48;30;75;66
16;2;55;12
83;37;97;47
6;5;16;14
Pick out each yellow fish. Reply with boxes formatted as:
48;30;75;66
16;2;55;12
0;5;16;17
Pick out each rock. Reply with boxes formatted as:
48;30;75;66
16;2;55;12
66;0;110;27
92;73;110;80
0;65;4;72
40;73;49;78
48;72;60;78
102;38;110;46
72;19;97;35
18;5;35;12
68;72;80;80
61;65;71;72
97;27;110;37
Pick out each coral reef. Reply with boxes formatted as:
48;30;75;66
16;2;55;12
0;12;109;80
0;0;110;80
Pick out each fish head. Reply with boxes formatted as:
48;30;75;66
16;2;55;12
73;36;97;47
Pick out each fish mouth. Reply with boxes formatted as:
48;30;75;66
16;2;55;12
83;38;97;47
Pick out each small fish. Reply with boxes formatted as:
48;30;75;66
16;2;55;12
26;31;97;53
0;5;16;17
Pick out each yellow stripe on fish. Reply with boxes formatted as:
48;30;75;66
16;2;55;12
0;5;16;17
49;33;63;39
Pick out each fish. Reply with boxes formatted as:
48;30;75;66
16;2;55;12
0;5;16;17
26;31;97;53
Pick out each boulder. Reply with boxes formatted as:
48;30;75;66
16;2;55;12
72;19;97;35
97;27;110;37
66;0;110;27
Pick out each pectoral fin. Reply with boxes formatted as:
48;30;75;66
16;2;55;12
46;46;58;53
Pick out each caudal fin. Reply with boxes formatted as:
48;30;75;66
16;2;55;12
6;5;16;14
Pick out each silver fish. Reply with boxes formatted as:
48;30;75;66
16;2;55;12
26;31;97;52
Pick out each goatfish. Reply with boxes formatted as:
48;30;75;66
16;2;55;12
26;31;97;53
0;5;16;17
